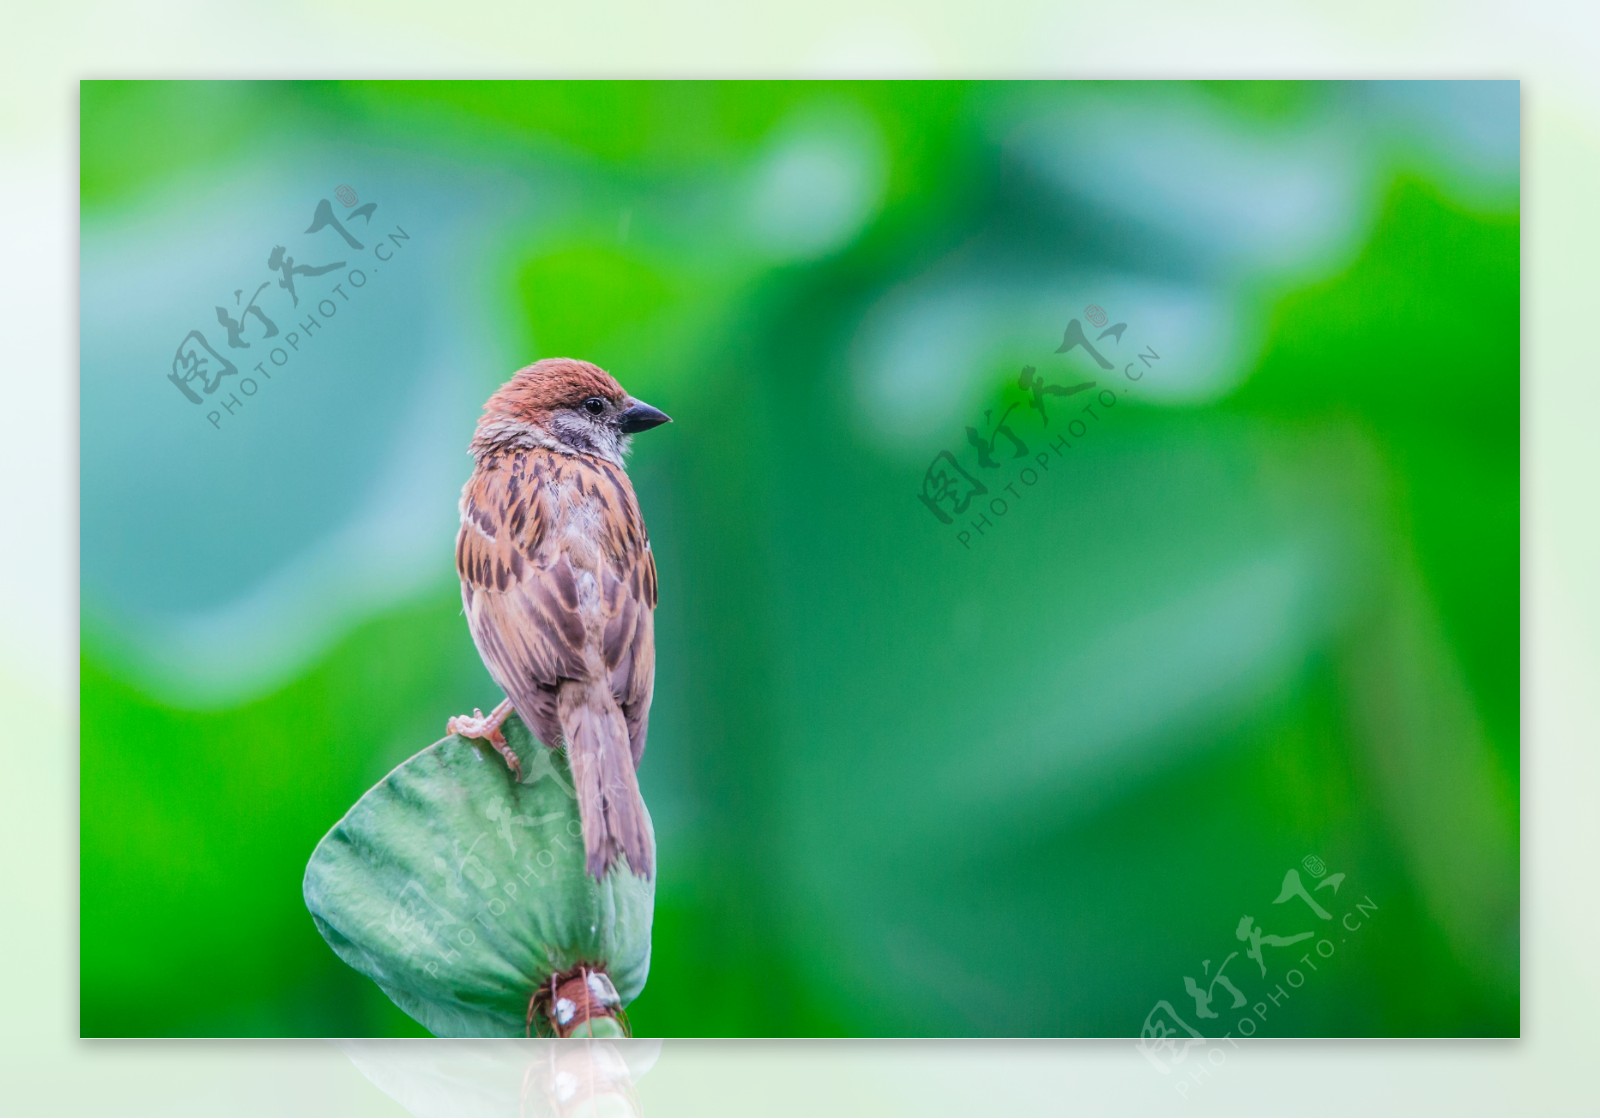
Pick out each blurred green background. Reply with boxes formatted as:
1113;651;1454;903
79;80;1518;1037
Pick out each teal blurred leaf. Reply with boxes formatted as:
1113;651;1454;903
303;715;654;1037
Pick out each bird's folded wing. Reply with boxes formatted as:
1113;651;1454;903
457;452;658;765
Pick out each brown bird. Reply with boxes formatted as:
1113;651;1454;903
447;358;670;879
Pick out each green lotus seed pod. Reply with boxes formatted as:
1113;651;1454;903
303;714;654;1037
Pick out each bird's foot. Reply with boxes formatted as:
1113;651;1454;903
447;698;521;781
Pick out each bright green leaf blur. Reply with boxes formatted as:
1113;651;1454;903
80;80;1518;1037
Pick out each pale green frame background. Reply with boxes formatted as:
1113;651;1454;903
9;1;1594;1113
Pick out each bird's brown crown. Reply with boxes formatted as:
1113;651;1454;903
483;358;627;422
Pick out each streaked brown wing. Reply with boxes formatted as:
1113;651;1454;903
456;452;577;746
582;456;658;767
456;451;657;763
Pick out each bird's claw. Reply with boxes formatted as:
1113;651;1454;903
447;701;521;781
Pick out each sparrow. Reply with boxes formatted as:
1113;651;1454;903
447;358;670;880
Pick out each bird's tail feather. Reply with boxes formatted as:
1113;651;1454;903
557;681;654;880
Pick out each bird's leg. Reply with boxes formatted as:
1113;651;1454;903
447;697;521;780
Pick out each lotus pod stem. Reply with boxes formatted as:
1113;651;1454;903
528;963;630;1037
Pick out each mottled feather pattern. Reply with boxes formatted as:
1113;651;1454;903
457;443;657;876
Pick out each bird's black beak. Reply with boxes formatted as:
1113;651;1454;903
618;399;672;434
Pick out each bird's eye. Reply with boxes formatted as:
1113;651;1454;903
582;397;606;416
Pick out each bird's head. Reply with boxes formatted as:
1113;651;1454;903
472;358;672;465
